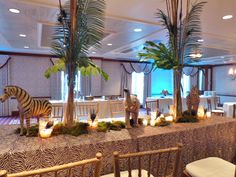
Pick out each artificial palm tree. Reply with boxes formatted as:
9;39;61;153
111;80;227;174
139;0;206;119
45;0;108;127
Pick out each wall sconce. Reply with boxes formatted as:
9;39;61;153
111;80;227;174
228;68;236;80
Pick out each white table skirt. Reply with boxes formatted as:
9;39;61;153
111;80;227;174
49;99;124;118
223;102;236;118
146;96;218;114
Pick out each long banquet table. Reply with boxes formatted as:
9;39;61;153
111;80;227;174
146;95;218;113
0;117;235;176
50;98;124;118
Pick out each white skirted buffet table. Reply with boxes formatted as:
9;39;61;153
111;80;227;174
0;117;235;176
50;98;124;119
146;96;218;113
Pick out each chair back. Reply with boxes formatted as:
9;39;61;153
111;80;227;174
146;99;159;115
233;104;236;118
206;98;212;111
109;100;125;118
51;104;64;121
75;102;99;121
113;144;183;177
0;153;102;177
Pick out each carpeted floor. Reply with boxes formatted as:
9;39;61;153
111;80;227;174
0;117;38;125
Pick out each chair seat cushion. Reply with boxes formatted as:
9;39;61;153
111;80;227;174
101;169;154;177
186;157;235;177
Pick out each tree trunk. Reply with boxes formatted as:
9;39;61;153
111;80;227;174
64;80;74;127
64;0;77;127
173;69;182;120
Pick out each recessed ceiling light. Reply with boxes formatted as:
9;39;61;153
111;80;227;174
92;51;96;54
197;39;204;42
19;34;26;37
134;28;142;32
24;46;29;49
107;43;112;46
9;8;20;14
222;15;233;20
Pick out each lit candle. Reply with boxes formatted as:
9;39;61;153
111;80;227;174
40;129;53;138
165;116;174;122
197;106;205;119
206;111;211;118
150;119;156;126
143;119;148;126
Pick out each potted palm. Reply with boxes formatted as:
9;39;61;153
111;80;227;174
45;0;108;127
139;0;206;120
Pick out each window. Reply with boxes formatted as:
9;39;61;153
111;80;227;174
61;71;81;100
198;70;204;91
181;74;190;96
131;72;144;105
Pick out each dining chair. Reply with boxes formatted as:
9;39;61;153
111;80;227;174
75;102;99;121
51;104;64;121
233;104;236;118
207;98;224;117
101;144;183;177
145;99;160;115
109;100;125;118
0;153;103;177
214;97;223;110
183;157;236;177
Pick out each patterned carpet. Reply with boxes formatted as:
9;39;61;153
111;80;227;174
0;117;38;125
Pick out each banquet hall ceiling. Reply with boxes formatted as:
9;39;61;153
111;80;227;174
0;0;236;65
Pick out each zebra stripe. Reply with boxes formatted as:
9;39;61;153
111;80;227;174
0;85;52;135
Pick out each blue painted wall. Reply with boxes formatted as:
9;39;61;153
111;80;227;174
151;69;173;96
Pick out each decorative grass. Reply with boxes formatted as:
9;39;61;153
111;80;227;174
97;121;126;132
177;110;199;123
15;125;39;137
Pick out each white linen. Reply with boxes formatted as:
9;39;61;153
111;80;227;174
146;96;218;113
223;102;236;118
50;99;124;119
186;157;235;177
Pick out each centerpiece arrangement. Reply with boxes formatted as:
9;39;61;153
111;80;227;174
139;0;206;121
44;0;109;130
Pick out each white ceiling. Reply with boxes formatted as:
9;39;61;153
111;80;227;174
0;0;236;64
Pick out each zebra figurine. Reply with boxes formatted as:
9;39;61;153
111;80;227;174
0;85;52;136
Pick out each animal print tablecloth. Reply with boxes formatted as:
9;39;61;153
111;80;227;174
0;117;235;176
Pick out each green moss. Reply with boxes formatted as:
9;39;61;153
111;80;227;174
15;125;39;137
177;111;199;123
97;121;126;132
52;122;89;136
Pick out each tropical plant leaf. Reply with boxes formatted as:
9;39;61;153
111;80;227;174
44;59;66;78
45;0;108;82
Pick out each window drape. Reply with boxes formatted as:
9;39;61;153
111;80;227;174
0;55;10;116
120;62;152;104
50;58;62;100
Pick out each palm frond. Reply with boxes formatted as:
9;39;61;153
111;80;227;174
46;0;108;81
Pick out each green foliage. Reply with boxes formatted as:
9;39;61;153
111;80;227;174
52;122;89;136
156;118;170;127
44;59;66;78
45;0;109;81
15;125;39;137
139;1;207;70
177;110;199;123
97;121;126;132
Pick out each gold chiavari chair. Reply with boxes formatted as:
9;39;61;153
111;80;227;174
145;99;160;115
0;153;102;177
101;144;183;177
109;100;125;118
75;102;99;121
